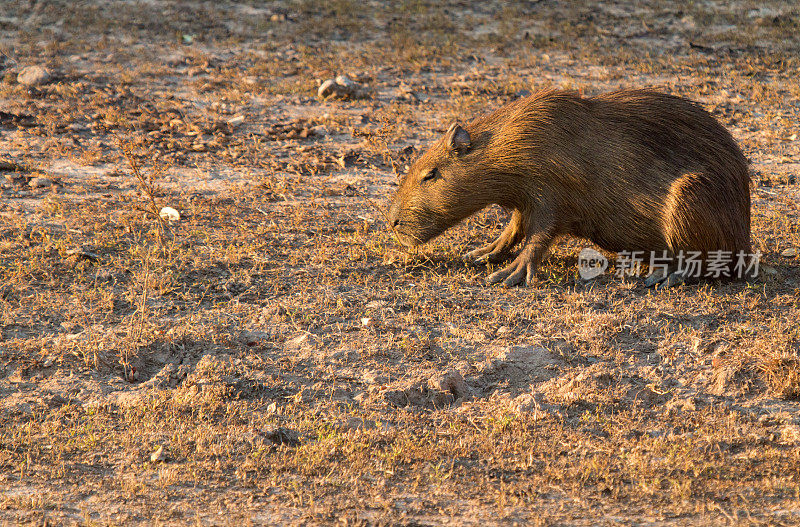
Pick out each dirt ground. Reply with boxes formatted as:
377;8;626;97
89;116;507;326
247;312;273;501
0;1;799;525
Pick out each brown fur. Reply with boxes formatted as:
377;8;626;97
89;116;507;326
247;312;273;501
388;88;751;286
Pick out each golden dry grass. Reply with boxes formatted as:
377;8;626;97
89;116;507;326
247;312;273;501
0;0;799;525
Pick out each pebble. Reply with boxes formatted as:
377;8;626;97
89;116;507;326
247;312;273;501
150;445;166;463
317;79;339;98
29;176;52;188
17;65;51;86
227;115;245;127
159;207;180;222
318;75;360;99
781;247;797;258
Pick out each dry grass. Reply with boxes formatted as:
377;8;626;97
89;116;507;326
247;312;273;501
0;0;799;525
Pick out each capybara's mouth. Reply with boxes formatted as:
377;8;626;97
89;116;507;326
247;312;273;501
394;229;425;248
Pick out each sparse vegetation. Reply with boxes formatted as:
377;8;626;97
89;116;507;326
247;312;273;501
0;0;799;525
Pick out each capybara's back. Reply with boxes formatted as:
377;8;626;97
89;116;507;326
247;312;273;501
388;89;752;286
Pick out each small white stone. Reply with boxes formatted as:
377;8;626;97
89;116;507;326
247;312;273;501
159;207;180;222
334;75;355;88
150;445;166;462
781;248;797;258
227;115;245;127
317;79;338;98
17;65;51;86
317;75;359;99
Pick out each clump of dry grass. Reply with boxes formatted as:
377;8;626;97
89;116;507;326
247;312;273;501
760;354;800;399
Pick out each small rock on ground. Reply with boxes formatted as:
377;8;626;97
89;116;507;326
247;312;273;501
430;370;471;400
17;65;51;86
29;176;52;188
318;75;360;99
150;445;166;462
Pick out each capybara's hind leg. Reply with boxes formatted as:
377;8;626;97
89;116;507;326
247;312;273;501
661;172;750;281
465;209;524;264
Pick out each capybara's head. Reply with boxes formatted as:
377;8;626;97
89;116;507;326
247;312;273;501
388;123;488;247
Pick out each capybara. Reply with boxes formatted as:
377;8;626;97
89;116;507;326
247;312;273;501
387;89;752;286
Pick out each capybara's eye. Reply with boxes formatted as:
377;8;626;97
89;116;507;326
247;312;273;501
421;167;439;182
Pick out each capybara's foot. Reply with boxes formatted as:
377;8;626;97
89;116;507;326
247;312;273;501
486;254;536;287
645;269;685;289
464;211;524;265
486;232;554;287
464;243;493;263
643;268;668;288
660;271;686;288
464;243;512;265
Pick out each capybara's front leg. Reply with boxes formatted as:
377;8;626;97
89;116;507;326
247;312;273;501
486;232;555;286
486;208;557;286
464;210;524;264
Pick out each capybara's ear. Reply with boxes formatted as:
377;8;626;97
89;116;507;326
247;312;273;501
446;123;471;154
